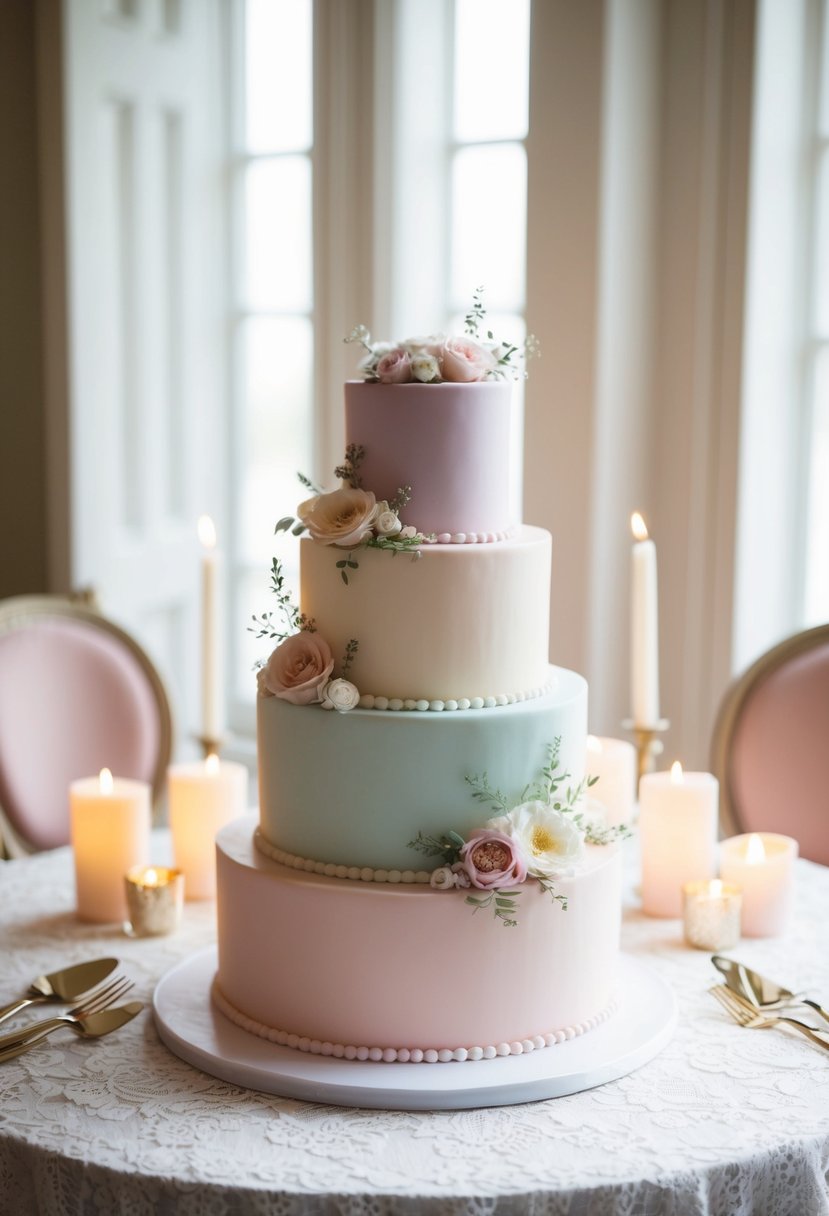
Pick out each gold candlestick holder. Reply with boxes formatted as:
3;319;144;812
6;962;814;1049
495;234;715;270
195;735;223;760
622;718;670;789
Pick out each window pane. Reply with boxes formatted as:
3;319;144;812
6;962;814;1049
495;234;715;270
235;315;314;566
451;144;527;311
245;0;312;153
454;0;530;143
242;157;312;311
804;347;829;623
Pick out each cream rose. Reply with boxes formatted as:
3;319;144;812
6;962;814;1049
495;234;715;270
261;633;335;705
298;486;379;547
440;336;497;383
430;865;457;891
488;801;585;880
321;678;360;713
411;353;441;383
374;504;402;537
376;348;413;384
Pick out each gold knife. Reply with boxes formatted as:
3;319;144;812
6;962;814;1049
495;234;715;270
0;958;120;1025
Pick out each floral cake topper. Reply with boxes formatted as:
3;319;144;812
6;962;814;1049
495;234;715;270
408;740;629;925
345;286;539;384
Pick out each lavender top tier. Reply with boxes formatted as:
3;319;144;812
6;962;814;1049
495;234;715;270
344;380;514;541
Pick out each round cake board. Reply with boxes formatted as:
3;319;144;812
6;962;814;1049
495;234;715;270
153;948;676;1111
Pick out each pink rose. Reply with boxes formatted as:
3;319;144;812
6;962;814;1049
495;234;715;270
440;336;497;383
298;487;379;547
376;348;413;384
261;633;334;705
459;829;527;890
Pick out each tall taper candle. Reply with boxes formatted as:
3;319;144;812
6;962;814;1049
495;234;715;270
630;511;660;727
198;515;223;741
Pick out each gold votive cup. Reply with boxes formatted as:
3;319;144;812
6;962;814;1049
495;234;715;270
682;878;742;951
124;865;184;937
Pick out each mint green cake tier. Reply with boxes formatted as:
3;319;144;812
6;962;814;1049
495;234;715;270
256;665;587;872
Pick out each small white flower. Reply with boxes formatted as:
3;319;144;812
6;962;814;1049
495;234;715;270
374;504;402;537
430;865;457;891
488;800;585;880
400;525;418;540
411;353;441;383
450;862;471;889
320;678;360;713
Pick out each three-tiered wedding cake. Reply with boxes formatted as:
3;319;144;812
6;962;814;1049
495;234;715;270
213;327;623;1064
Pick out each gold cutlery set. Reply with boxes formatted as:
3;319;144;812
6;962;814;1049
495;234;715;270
709;954;829;1054
0;957;143;1063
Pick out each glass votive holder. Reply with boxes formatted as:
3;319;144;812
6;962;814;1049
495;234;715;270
124;865;184;937
682;878;742;951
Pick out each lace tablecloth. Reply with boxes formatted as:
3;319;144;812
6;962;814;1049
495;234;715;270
1;836;828;1216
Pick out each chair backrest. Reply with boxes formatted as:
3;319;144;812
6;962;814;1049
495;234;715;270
711;624;829;865
0;596;173;855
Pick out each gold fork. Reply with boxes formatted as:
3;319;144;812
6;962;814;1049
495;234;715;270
710;984;829;1054
0;975;135;1059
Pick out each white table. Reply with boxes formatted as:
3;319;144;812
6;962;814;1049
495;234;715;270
1;836;828;1216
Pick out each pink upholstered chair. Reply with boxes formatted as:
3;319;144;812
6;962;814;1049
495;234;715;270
711;624;829;865
0;595;173;857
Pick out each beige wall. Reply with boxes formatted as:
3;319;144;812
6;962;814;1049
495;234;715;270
0;0;50;599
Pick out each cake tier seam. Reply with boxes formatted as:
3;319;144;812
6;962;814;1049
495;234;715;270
211;977;619;1064
355;680;556;714
253;829;433;883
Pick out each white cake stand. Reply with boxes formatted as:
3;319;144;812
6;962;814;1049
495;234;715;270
153;948;676;1111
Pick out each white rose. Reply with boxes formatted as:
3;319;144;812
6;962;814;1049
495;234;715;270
321;678;360;713
430;865;457;891
488;800;585;880
375;505;402;537
411;353;441;383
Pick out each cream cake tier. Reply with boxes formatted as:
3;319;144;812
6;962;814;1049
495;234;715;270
300;526;551;705
215;815;622;1062
345;379;513;540
258;666;587;872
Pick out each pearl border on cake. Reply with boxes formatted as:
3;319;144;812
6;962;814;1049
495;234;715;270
211;979;619;1064
420;526;517;545
356;679;556;714
254;829;433;884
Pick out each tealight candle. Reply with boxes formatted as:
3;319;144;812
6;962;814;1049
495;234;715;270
682;878;742;950
168;755;248;899
719;832;798;937
585;735;637;826
70;769;151;923
124;865;184;937
639;762;718;917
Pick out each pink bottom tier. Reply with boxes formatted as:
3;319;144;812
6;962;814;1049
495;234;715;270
215;816;622;1061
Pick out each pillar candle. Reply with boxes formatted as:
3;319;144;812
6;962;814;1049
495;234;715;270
630;511;660;727
168;755;248;899
719;832;798;937
198;514;223;741
585;735;637;826
639;763;718;916
70;769;151;922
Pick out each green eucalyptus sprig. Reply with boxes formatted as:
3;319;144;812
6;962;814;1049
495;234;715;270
407;829;465;866
464;772;511;814
249;556;305;642
340;638;359;678
465;887;521;927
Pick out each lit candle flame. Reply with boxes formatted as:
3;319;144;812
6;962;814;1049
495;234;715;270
709;879;723;897
198;514;217;549
745;833;766;864
586;735;602;753
206;752;220;776
99;767;113;794
631;511;649;542
144;868;159;887
670;760;684;784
